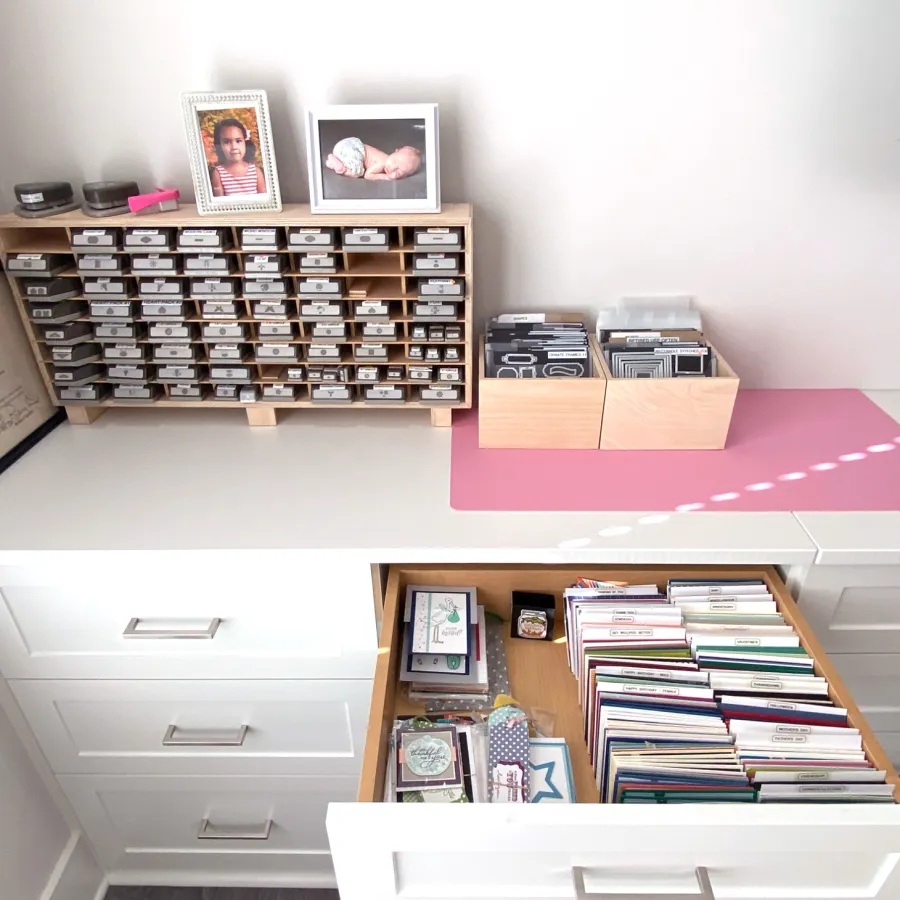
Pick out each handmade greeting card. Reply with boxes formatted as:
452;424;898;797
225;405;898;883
395;724;463;792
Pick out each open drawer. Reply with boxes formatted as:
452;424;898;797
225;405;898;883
328;564;900;900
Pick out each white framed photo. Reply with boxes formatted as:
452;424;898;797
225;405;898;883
305;103;440;214
182;90;282;216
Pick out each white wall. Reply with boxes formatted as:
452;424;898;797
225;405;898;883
1;0;899;387
0;695;70;899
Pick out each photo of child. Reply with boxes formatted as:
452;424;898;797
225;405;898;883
317;117;428;202
197;107;267;197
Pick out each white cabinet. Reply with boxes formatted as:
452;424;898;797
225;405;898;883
0;558;376;679
63;773;356;886
796;564;900;655
11;679;371;776
328;804;900;900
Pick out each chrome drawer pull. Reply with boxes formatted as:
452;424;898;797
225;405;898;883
122;617;222;639
197;817;272;841
573;867;714;900
163;724;248;747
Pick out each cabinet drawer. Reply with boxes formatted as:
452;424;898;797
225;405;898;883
797;564;900;654
61;773;354;885
12;679;370;776
0;557;376;679
327;565;900;900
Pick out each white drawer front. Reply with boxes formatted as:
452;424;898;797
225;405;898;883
328;805;900;900
830;654;900;768
0;557;375;679
796;564;900;654
62;773;355;883
12;679;371;776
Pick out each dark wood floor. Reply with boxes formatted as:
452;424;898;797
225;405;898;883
104;889;340;900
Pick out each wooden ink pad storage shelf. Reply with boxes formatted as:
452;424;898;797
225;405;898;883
0;204;474;428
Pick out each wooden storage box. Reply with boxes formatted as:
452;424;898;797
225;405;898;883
598;341;740;450
478;322;606;450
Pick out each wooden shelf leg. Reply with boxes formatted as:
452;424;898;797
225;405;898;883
430;407;453;428
65;406;107;426
247;406;278;427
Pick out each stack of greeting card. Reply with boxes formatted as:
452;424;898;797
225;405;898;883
564;576;893;804
399;585;489;702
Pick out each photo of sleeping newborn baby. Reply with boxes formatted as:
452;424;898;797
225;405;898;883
317;117;429;201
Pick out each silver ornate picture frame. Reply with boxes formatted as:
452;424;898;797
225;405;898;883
182;90;282;216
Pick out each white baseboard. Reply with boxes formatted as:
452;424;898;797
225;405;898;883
42;831;106;900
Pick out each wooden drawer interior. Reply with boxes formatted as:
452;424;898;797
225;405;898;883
360;564;900;803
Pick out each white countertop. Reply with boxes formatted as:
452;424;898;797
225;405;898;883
0;391;897;565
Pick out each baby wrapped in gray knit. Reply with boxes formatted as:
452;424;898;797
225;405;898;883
326;137;422;181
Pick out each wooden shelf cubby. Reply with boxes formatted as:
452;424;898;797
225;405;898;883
0;203;473;428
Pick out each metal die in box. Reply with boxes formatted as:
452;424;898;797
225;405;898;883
42;322;93;346
298;252;337;272
420;383;460;402
141;300;188;321
365;385;405;403
411;325;427;340
354;300;390;320
253;299;289;318
444;346;461;362
297;277;341;298
413;227;462;249
300;300;343;320
244;277;289;299
311;384;351;403
185;254;232;275
202;300;239;319
191;278;237;299
138;277;184;299
414;302;456;320
244;254;285;274
59;383;107;402
408;345;424;360
438;366;463;383
9;254;69;276
409;365;433;382
354;343;387;361
215;384;239;400
169;383;203;400
152;343;197;362
51;343;101;366
286;366;306;382
445;325;463;342
125;228;174;250
113;383;159;401
386;366;404;381
23;278;80;301
106;364;148;383
362;322;396;341
209;344;245;361
71;227;119;248
356;365;380;383
320;366;350;383
418;278;464;300
255;343;297;362
77;254;124;274
262;383;295;400
210;365;252;383
52;363;103;386
428;326;445;341
156;365;199;383
94;322;137;341
343;227;389;251
84;277;130;300
148;322;193;342
312;321;346;340
90;300;135;321
288;227;336;250
257;321;294;340
240;227;281;251
239;385;259;403
307;343;341;361
177;228;227;251
131;254;178;273
425;347;441;362
413;253;459;275
202;322;246;342
103;342;145;362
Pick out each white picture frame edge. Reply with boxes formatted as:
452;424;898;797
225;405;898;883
305;103;441;215
182;90;282;216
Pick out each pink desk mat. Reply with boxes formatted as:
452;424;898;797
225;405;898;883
450;390;900;512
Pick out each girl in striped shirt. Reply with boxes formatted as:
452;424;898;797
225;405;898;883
209;118;266;196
